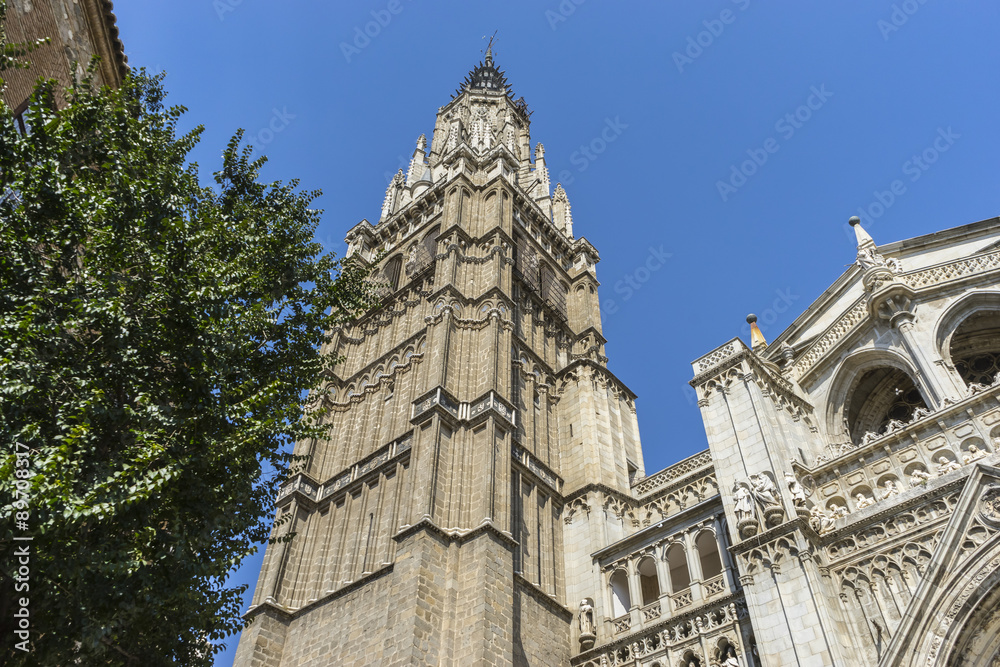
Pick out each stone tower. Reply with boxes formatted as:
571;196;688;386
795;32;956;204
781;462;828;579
234;50;645;666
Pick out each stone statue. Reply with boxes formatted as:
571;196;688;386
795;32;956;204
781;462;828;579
809;506;836;535
785;472;807;508
857;246;884;270
722;646;740;666
829;503;849;519
938;456;961;476
964;445;988;464
578;599;595;637
884;418;906;434
880;480;899;500
733;484;754;522
855;493;875;510
750;473;780;508
910;469;931;487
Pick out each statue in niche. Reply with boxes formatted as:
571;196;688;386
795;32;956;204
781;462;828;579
750;473;780;508
721;645;740;666
785;472;807;508
910;469;931;487
809;506;836;535
578;599;595;637
880;480;900;500
964;445;988;464
855;493;875;510
829;503;849;519
734;484;754;522
938;456;961;476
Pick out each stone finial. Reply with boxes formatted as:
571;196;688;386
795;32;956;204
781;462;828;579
747;314;767;350
552;183;574;238
381;170;404;220
406;135;428;186
849;215;875;248
532;143;550;201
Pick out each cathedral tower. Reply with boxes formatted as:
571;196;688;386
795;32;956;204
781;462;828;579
234;51;644;666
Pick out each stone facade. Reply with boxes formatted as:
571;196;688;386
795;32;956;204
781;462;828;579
236;52;1000;666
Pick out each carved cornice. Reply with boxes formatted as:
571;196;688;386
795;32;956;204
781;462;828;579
556;358;638;401
793;383;1000;474
243;564;395;622
514;574;574;620
392;515;520;552
632;450;714;497
276;433;415;510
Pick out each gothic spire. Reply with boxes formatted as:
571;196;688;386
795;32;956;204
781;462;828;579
455;48;512;97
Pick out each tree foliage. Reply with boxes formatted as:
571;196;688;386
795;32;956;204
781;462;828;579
0;55;376;664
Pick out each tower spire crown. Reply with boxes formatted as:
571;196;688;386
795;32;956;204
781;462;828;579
457;45;511;96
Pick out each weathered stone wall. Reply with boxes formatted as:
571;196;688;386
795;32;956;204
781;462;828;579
514;579;572;666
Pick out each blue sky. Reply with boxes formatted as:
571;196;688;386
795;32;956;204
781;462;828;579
114;2;1000;663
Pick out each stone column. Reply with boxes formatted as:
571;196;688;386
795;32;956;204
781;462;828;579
685;530;705;603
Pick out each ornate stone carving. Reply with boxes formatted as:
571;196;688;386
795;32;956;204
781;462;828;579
578;598;596;650
979;486;1000;528
937;456;961;476
750;473;785;527
855;493;875;510
964;445;988;464
733;483;759;538
880;480;900;500
911;468;931;487
786;471;808;510
810;506;837;535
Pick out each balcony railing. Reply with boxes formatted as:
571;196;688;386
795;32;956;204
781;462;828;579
704;574;726;598
612;614;631;634
640;600;661;623
671;588;693;611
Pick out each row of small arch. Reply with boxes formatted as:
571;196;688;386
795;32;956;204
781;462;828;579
607;530;726;616
825;433;996;512
332;340;426;401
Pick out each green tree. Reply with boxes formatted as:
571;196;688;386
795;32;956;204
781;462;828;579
0;50;376;667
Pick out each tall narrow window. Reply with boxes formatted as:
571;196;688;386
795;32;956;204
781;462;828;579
609;570;631;617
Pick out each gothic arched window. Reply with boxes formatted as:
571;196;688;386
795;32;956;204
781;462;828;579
948;309;1000;387
846;366;928;444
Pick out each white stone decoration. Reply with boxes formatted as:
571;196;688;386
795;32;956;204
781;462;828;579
881;480;900;500
964;445;988;465
937;456;962;476
855;493;875;510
